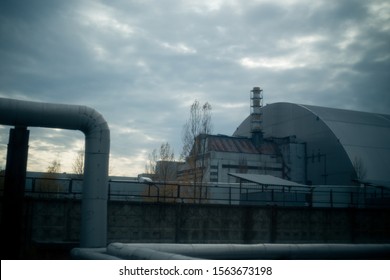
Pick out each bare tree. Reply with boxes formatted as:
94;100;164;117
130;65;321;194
179;100;212;203
180;100;212;180
144;142;178;202
156;142;176;182
37;159;62;194
46;159;61;173
72;150;84;177
353;156;367;181
145;142;176;179
180;100;212;160
145;148;158;175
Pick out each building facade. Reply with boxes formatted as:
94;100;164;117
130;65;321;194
177;134;287;183
178;102;390;187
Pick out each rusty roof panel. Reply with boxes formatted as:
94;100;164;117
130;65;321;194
208;135;262;153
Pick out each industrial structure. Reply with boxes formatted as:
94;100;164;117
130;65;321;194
178;87;390;189
234;100;390;186
1;93;390;260
0;98;110;259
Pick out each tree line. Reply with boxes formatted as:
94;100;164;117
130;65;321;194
145;99;212;183
142;99;212;203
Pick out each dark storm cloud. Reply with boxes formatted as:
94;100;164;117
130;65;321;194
1;0;389;175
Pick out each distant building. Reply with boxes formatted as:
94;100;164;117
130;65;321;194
179;92;390;187
234;102;390;186
177;134;285;183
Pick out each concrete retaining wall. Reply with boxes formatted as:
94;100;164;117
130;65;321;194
20;198;390;245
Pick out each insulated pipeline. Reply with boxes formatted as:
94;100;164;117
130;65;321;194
0;98;110;248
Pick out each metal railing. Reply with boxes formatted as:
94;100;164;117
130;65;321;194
1;176;389;208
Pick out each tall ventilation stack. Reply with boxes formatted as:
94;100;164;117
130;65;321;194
250;86;263;147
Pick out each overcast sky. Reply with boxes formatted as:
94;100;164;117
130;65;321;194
1;0;389;176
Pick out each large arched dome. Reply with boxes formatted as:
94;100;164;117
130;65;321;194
234;102;390;186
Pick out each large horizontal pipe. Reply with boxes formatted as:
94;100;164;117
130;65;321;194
0;98;110;248
104;243;390;260
72;247;199;260
71;248;122;260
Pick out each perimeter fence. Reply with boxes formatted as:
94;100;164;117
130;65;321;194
1;175;389;208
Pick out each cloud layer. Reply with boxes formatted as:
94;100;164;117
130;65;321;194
1;0;389;175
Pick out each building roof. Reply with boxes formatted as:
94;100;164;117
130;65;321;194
229;172;308;187
207;134;278;155
234;102;390;183
301;104;390;183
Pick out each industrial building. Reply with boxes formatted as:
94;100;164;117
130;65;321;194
177;134;285;183
2;97;390;261
178;87;390;188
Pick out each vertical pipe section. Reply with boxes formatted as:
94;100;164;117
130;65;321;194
2;126;29;259
81;107;110;247
0;98;110;248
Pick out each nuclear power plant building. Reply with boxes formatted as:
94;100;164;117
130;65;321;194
233;102;390;186
178;88;390;188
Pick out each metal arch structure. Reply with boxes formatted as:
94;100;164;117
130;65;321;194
0;97;110;248
233;102;390;185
